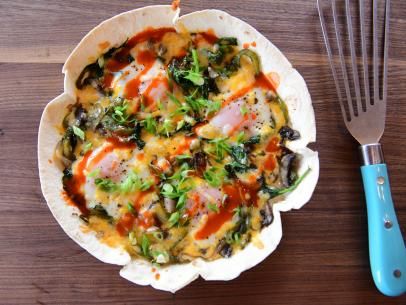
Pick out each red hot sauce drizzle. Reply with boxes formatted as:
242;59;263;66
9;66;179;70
116;212;136;236
62;150;93;216
124;49;156;100
105;27;176;73
195;180;259;240
222;72;277;108
198;29;218;44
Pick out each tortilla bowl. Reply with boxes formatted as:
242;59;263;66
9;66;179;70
38;5;319;292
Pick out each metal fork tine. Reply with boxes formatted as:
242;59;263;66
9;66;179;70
317;0;348;122
359;0;371;109
318;0;389;145
382;0;390;103
345;0;363;115
332;0;355;119
373;0;379;103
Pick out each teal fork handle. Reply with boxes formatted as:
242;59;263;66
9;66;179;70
361;164;406;296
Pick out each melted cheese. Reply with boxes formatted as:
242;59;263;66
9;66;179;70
83;217;126;248
76;86;101;104
161;32;189;60
217;57;256;93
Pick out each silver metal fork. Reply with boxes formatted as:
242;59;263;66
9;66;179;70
317;0;406;296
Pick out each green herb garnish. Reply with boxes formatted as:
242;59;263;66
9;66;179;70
143;115;157;134
226;231;241;244
203;167;226;187
176;154;192;160
120;173;138;193
236;132;246;144
208;138;231;161
240;105;249;116
168;211;180;227
111;101;134;125
176;192;187;210
159;119;174;137
151;250;169;264
72;126;85;141
82;142;93;153
127;202;136;215
152;231;164;240
233;206;242;217
207;203;220;213
141;234;150;257
184;49;204;86
94;178;118;192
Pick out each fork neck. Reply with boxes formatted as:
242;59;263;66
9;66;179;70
360;143;385;166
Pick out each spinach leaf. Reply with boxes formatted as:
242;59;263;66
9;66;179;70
168;50;219;98
243;135;261;146
230;145;248;165
127;122;145;149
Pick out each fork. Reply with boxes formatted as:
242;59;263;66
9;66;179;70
317;0;406;296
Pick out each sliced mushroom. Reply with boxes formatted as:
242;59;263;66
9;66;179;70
260;203;274;227
192;151;207;176
54;140;74;169
280;153;296;187
75;63;103;90
74;106;87;127
279;126;300;141
217;239;232;258
86;103;104;129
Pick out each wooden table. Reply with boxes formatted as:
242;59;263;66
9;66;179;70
1;0;405;304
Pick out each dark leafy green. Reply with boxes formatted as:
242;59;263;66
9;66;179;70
230;145;248;165
229;49;261;75
279;126;300;141
206;37;238;64
243;135;261;146
168;50;219;98
261;168;311;198
75;63;103;89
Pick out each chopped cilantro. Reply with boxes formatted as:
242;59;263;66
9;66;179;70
184;49;204;86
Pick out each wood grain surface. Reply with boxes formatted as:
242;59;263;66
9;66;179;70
0;0;405;304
